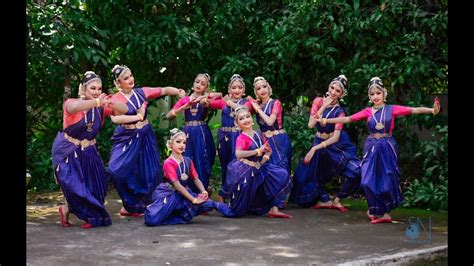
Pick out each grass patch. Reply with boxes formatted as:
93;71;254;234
341;198;448;229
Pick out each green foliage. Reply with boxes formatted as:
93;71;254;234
27;0;447;193
27;116;62;191
403;125;448;211
416;125;448;182
403;178;448;211
283;96;314;172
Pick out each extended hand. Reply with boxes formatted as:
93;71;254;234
177;88;186;98
433;96;440;115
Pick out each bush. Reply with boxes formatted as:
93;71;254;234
403;125;448;211
27;131;59;192
283;96;315;172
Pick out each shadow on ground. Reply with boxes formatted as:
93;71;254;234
27;190;447;265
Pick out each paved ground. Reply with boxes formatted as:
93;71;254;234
27;191;447;265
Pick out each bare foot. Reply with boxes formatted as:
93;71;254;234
317;201;332;207
59;205;71;227
268;209;293;219
119;207;143;217
119;207;130;216
331;201;348;212
217;195;225;203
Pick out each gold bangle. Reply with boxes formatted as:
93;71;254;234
322;118;327;125
192;198;198;204
136;113;143;121
171;109;177;116
322;141;327;148
95;98;101;107
201;191;208;194
256;149;262;156
432;108;438;116
263;155;270;161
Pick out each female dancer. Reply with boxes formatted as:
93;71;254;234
52;71;127;228
208;74;252;202
144;128;215;226
214;107;293;219
248;76;292;174
317;77;440;223
166;73;217;194
290;75;361;212
108;65;186;216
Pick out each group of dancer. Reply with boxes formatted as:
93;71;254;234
52;66;440;229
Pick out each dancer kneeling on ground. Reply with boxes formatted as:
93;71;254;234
214;106;293;219
144;128;215;226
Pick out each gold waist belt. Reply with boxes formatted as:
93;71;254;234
221;126;239;132
122;119;149;129
370;133;392;139
263;129;286;138
64;133;96;148
316;131;334;140
240;158;261;169
185;120;206;126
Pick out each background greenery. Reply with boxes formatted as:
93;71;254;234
27;0;447;210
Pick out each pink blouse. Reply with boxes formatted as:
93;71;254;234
235;134;253;151
163;157;198;183
171;96;191;110
63;99;114;129
272;100;284;128
209;99;253;110
142;87;162;98
310;97;344;130
350;105;413;133
254;99;282;128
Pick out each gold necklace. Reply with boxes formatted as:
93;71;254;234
371;105;386;130
170;154;188;180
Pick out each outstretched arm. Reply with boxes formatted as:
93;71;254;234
67;94;128;115
397;97;441;116
66;98;102;114
411;107;436;115
316;116;352;125
161;87;186;97
411;98;440;115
